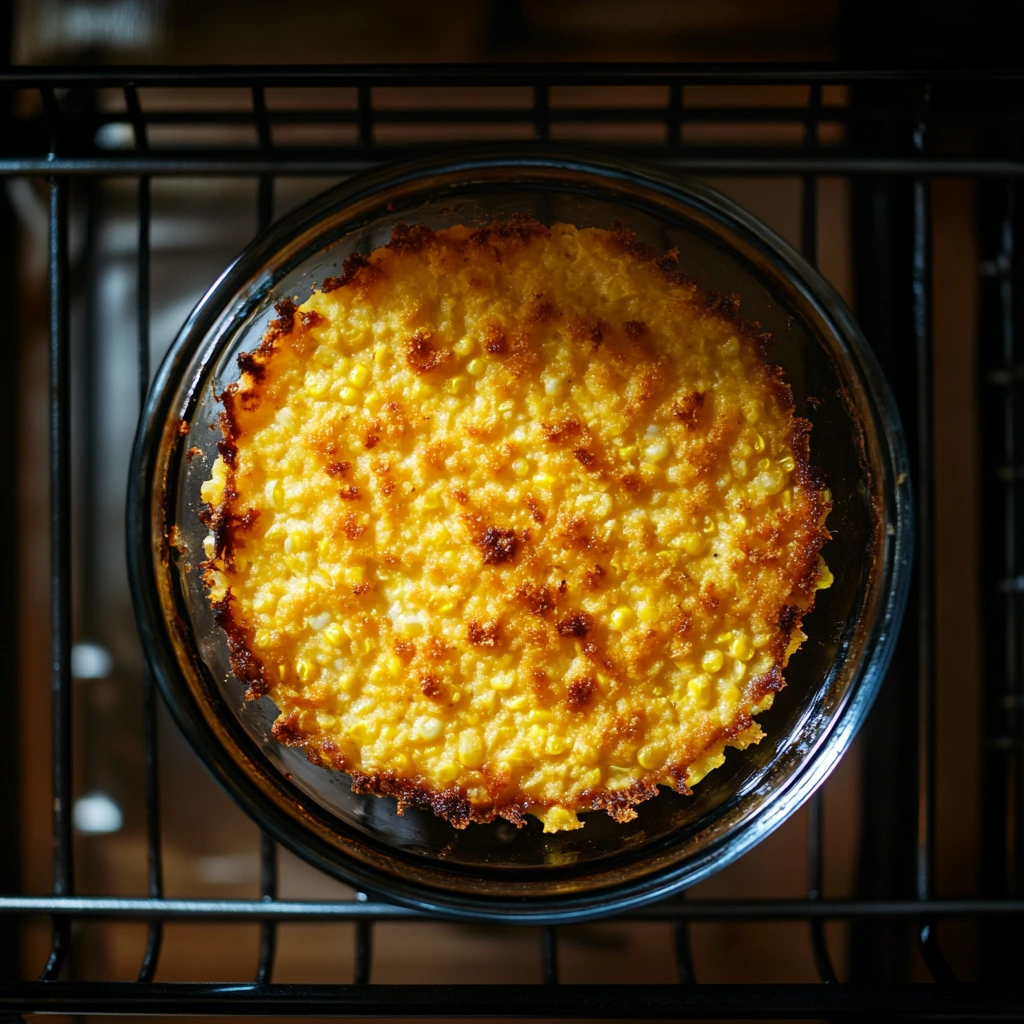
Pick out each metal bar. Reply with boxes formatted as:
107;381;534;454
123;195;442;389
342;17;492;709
39;176;72;983
254;833;276;985
4;63;1024;86
356;85;372;150
911;91;957;985
353;919;373;985
2;896;1022;922
5;154;1024;177
134;171;164;986
541;926;558;985
0;981;1021;1019
124;84;146;151
667;82;683;147
800;81;838;986
533;84;550;141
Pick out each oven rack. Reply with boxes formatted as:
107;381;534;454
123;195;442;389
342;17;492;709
1;63;1021;1020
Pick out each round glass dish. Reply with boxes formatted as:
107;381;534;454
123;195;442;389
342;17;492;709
128;147;911;923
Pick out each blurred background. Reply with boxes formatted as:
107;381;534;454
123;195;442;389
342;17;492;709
5;1;1013;1021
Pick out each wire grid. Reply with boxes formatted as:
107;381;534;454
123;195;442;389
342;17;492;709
1;64;1022;1019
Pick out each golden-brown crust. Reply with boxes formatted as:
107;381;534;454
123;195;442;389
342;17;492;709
199;215;831;831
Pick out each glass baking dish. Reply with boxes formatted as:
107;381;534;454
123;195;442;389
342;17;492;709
127;147;911;922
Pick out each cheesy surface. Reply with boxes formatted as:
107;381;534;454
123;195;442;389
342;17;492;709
199;218;831;833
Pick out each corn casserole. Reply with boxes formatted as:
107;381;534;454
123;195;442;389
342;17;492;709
198;216;832;833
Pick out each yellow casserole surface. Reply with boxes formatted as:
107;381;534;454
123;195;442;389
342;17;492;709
199;218;831;833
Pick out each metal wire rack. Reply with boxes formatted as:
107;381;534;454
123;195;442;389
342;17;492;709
2;63;1023;1019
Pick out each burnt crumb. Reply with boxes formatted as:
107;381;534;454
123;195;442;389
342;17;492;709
675;611;692;637
364;433;381;450
177;419;191;437
216;434;238;468
299;309;325;330
452;488;468;506
236;350;267;382
779;604;800;634
325;461;350;477
386;222;436;255
378;478;396;497
268;298;297;337
420;675;444;698
322;251;378;293
467;620;501;646
478;526;518;565
338;485;361;500
620;471;642;493
517;583;555;616
406;330;449;374
186;446;203;465
567;316;604;348
559;579;568;595
351;581;372;595
525;494;545;524
271;712;304;746
673;390;706;430
542;418;582;444
557;611;593;638
525;297;559;324
573;445;596;468
394;639;416;662
584;564;606;589
343;512;366;539
484;322;508;354
807;395;823;409
623;319;648;340
566;675;598;711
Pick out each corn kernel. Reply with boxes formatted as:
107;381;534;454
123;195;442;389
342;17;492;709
731;633;754;662
323;623;344;647
445;375;467;395
722;685;742;706
702;649;724;673
702;515;716;534
644;436;671;461
688;675;712;707
373;345;388;365
610;606;635;630
421;490;441;510
507;695;529;710
580;767;602;789
679;532;705;555
778;454;796;473
308;611;331;632
545;735;568;756
757;457;771;472
816;557;834;590
454;335;475;356
349;362;370;388
436;761;459;783
254;629;272;648
466;358;486;377
637;743;666;770
752;432;766;452
386;654;403;677
264;478;284;510
639;461;661;484
722;335;740;357
202;535;216;558
340;386;360;404
295;659;314;683
458;730;484;768
364;391;383;413
616;445;637;460
419;717;443;741
490;674;515;692
528;709;554;723
534;472;556;487
511;457;530;477
636;600;658;624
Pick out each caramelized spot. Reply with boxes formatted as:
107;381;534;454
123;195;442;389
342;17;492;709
542;418;582;444
364;433;380;450
478;526;518;565
673;390;706;430
566;676;598;712
342;512;366;539
623;319;648;339
557;611;593;638
452;488;468;506
420;675;444;699
567;316;604;348
525;297;558;323
351;581;372;595
394;639;416;662
299;309;325;330
406;330;449;374
467;620;500;646
338;485;361;501
325;461;350;478
484;322;508;354
584;564;606;589
573;446;596;468
620;471;642;494
518;583;555;616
